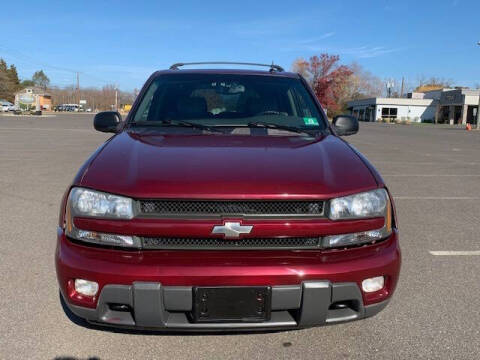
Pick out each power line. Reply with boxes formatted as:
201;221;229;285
0;45;112;87
0;45;77;73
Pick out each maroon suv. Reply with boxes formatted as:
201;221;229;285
56;62;401;331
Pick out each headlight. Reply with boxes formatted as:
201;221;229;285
328;189;388;220
324;188;392;248
65;187;138;248
68;187;134;219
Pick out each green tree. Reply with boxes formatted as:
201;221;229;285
0;59;7;73
0;58;18;102
32;70;50;90
20;79;35;87
7;65;20;87
0;71;9;99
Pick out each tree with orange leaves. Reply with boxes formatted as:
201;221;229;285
292;54;353;115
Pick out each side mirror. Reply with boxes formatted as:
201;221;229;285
332;115;359;136
94;111;122;133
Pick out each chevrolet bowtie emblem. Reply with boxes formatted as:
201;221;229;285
212;222;253;238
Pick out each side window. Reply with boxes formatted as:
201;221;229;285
133;82;159;122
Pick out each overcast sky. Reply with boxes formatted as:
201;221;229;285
1;0;479;91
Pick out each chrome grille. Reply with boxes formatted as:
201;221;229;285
138;200;325;217
141;236;321;250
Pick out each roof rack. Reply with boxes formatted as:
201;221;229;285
169;62;284;72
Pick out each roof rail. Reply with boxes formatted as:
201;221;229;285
169;62;284;72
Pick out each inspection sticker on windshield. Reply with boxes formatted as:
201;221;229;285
303;117;319;126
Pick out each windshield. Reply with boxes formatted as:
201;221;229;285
131;74;327;135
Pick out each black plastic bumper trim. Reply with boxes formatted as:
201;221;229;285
61;281;391;331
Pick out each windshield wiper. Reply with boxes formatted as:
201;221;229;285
129;120;224;133
247;121;316;136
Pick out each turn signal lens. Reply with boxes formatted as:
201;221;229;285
322;226;390;248
71;228;141;248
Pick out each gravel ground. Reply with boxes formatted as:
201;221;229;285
0;114;479;359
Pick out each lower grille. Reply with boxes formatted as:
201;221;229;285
141;236;321;250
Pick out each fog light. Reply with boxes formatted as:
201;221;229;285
74;279;99;297
362;276;384;293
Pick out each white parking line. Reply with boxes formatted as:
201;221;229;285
0;127;92;132
429;251;480;256
395;196;480;200
371;160;480;165
384;174;480;177
371;161;445;165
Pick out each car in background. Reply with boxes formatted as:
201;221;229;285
54;104;81;112
0;100;15;112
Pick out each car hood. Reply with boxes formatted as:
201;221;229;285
78;131;378;199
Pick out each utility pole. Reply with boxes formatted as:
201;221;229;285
76;72;80;104
115;88;118;111
400;77;405;98
477;42;480;129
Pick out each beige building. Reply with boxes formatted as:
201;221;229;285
14;87;52;110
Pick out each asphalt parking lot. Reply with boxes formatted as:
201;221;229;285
1;114;479;360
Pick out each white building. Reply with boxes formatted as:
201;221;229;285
347;88;479;124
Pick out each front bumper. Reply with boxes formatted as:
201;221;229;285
56;228;400;331
62;281;390;331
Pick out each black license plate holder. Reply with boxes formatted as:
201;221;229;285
192;286;271;323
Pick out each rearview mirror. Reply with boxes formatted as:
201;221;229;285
332;115;359;136
94;111;121;133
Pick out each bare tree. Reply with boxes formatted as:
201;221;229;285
291;58;311;82
340;62;383;102
49;84;135;111
415;76;452;92
32;70;50;90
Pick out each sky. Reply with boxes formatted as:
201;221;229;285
1;0;480;91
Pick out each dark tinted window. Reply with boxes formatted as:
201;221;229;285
381;107;398;119
132;74;326;131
